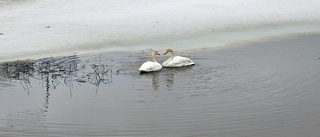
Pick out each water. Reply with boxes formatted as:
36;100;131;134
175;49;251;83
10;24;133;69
1;0;320;62
1;0;320;136
1;34;320;136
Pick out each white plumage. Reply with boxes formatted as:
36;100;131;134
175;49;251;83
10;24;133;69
162;48;195;67
139;51;162;72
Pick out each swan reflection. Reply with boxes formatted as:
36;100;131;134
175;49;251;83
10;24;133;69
165;71;174;90
164;65;194;90
140;72;160;91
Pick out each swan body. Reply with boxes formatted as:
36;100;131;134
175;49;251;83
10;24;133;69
162;48;195;67
139;51;162;72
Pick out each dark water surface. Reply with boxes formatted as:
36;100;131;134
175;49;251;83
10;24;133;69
1;34;320;136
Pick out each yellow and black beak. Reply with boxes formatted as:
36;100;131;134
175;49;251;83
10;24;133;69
164;50;168;55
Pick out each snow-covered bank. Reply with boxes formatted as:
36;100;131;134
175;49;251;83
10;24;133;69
1;0;320;62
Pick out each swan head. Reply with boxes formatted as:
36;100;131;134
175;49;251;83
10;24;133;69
154;51;160;56
164;48;173;55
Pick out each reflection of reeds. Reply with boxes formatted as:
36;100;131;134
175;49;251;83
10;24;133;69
34;56;78;95
0;55;113;94
0;60;35;94
1;56;113;128
77;63;112;93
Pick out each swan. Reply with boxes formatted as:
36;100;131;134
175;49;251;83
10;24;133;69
139;51;162;72
162;48;195;67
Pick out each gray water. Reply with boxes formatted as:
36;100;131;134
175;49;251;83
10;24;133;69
1;34;320;136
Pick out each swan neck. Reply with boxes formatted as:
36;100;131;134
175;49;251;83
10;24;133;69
152;52;157;62
170;51;174;60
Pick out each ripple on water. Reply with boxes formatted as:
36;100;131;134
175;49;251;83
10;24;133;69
2;34;320;136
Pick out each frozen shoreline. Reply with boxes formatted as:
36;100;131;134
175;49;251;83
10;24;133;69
1;0;320;62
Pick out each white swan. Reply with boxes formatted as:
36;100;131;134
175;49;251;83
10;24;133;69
162;48;195;67
139;51;162;72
